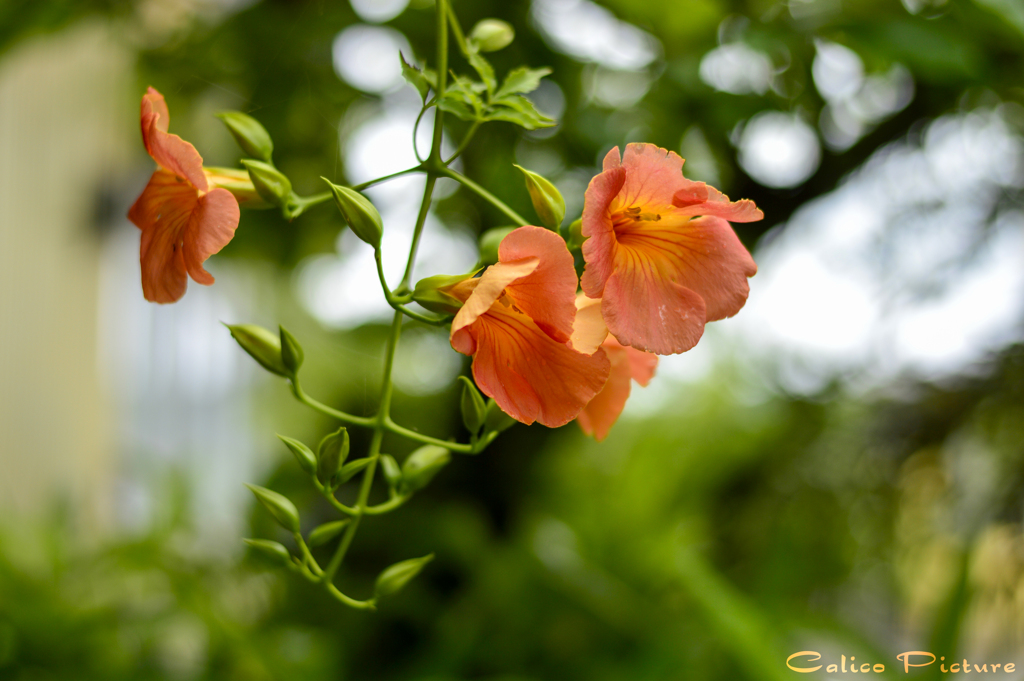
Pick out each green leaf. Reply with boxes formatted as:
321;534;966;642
336;457;373;485
467;49;496;95
375;554;434;598
307;519;351;548
399;52;431;101
486;95;555;130
438;94;479;122
495;67;552;100
459;376;487;434
243;538;292;567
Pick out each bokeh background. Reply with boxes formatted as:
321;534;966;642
2;0;1024;678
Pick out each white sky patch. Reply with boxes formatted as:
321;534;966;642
332;24;410;94
738;111;821;188
349;0;409;23
530;0;660;71
699;43;773;96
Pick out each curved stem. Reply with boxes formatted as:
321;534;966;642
291;380;374;428
440;167;529;226
383;417;472;453
364;495;411;515
445;120;479;164
294;532;323;576
352;166;422;192
374;249;450;325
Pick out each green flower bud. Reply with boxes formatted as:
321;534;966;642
226;323;287;377
336;457;373;485
242;159;292;208
243;538;292;567
484;398;518;434
322;178;383;249
459;376;486;434
317;427;350;488
379;454;402;491
566;217;584;251
216;111;274;162
401;445;451;493
375;553;434;598
307;519;351;548
276;434;317;476
478;226;516;265
203;167;270;208
245;484;300;533
514;164;565;230
279;325;304;375
411;272;474;315
469;19;515;52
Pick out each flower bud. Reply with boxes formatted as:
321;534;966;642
401;445;451;493
337;457;373;485
279;325;304;375
216;111;274;162
412;272;473;315
243;538;293;567
375;553;434;598
379;454;402;490
565;217;584;251
514;164;565;230
458;376;486;434
226;324;287;377
317;427;350;488
307;519;351;548
203;167;270;208
245;484;300;533
484;398;518;433
242;159;292;208
322;178;383;249
277;434;317;476
477;227;516;265
469;19;514;52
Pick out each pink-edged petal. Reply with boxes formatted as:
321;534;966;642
462;304;610;428
139;88;207;192
499;226;578;343
660;215;757;321
130;170;197;303
183;187;240;286
450;258;539;339
602;146;622;171
580;165;625;297
141;87;170;134
674;185;763;223
601;266;707;355
570;293;607;355
614;337;658;386
617;143;707;210
576;343;632;441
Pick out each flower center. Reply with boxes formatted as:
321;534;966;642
611;205;662;233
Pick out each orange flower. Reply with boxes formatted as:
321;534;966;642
581;143;762;355
570;295;657;441
447;226;610;428
128;87;240;303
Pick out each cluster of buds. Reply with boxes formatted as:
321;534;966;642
125;2;761;610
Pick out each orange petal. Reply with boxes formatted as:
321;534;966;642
570;293;607;355
450;258;539;338
674;185;763;223
623;342;658;386
576;342;632;441
458;304;610;428
580;164;625;298
601;264;707;355
130;170;198;303
139;88;208;192
499;226;578;343
616;143;708;211
183;188;240;286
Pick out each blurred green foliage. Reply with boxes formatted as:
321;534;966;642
3;0;1024;679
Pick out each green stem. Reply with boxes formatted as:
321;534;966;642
445;120;479;164
383;417;472;453
364;495;411;515
446;2;469;57
352;166;422;192
294;532;323;576
291;379;374;428
441;167;529;226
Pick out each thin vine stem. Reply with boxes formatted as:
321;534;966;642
440;167;529;226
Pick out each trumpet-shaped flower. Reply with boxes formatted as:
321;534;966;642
447;226;610;428
569;295;658;440
128;87;240;303
581;143;762;355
